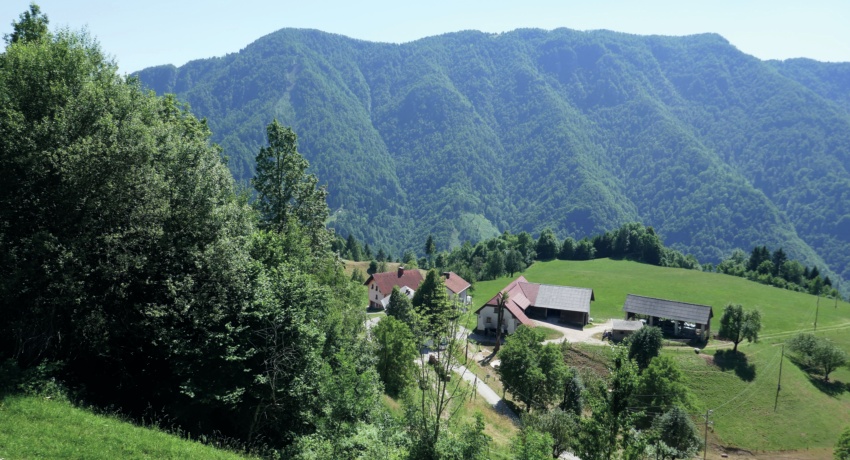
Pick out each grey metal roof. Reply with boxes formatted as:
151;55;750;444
623;294;713;324
534;284;594;313
612;320;644;331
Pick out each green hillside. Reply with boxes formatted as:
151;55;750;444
0;395;252;459
472;258;850;451
136;28;850;295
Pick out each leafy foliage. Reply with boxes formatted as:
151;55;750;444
788;333;848;382
650;406;702;460
372;316;418;396
715;245;842;299
836;425;850;460
626;326;663;371
497;326;570;412
0;15;383;452
718;303;762;351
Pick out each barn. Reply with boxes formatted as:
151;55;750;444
622;294;713;340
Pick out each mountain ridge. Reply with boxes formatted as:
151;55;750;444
135;27;850;294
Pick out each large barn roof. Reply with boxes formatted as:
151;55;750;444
479;276;594;314
623;294;713;325
534;284;594;313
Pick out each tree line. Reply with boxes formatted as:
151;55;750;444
342;221;701;288
711;245;841;299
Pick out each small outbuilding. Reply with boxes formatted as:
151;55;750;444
610;319;644;342
622;294;713;340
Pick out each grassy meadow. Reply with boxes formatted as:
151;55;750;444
0;395;253;459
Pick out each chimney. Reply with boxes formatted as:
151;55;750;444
398;266;405;276
442;271;451;278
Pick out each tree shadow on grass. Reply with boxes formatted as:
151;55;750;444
808;376;850;397
712;349;756;381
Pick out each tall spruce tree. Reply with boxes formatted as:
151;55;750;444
252;120;329;250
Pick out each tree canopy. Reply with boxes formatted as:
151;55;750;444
718;304;762;352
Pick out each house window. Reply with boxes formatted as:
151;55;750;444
486;317;492;324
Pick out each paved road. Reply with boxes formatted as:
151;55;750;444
452;363;519;422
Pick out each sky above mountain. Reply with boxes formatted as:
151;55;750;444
2;0;849;73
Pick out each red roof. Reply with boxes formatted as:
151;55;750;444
442;272;471;295
475;276;534;326
364;268;424;297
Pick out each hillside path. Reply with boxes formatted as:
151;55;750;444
452;362;519;422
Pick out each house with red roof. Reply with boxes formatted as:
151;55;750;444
364;267;472;310
365;266;424;309
442;271;471;305
475;275;594;334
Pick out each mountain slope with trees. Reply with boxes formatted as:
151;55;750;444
135;28;850;293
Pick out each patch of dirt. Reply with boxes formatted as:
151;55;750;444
564;347;609;377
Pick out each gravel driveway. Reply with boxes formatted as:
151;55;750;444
535;318;612;346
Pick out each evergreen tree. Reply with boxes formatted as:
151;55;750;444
386;286;416;328
772;248;788;276
425;234;436;262
411;269;452;337
252;120;329;250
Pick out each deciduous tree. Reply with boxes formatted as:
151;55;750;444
372;316;418;396
627;326;663;370
718;303;762;352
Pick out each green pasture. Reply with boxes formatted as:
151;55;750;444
0;395;253;459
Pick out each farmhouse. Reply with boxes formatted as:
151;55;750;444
442;271;471;304
622;294;713;340
365;266;424;309
475;276;594;334
364;267;471;309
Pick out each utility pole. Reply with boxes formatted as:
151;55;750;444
814;294;820;332
774;344;784;412
703;409;713;460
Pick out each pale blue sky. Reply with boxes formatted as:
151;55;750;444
2;1;848;74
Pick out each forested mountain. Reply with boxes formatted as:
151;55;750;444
135;28;850;293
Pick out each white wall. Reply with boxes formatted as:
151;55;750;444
368;281;386;308
476;306;519;333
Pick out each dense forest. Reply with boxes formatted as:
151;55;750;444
135;27;850;296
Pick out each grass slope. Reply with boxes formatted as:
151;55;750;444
0;395;251;459
471;259;850;452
